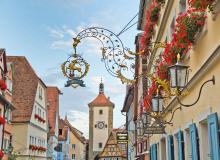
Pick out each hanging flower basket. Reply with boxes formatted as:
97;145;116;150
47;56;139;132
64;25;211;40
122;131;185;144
0;80;7;91
0;116;6;125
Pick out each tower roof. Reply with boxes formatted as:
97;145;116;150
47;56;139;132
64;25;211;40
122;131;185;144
88;93;114;107
88;80;114;107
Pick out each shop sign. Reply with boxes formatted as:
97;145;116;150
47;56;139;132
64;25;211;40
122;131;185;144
116;132;128;144
144;126;165;134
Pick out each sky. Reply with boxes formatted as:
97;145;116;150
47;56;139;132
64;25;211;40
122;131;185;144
0;0;140;138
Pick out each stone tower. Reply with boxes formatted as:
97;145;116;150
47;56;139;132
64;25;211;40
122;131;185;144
88;81;114;160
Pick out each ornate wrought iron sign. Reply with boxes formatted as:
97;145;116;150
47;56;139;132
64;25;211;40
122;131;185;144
61;52;89;88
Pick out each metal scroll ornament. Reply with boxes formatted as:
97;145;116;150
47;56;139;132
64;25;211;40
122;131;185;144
72;27;137;84
61;52;89;88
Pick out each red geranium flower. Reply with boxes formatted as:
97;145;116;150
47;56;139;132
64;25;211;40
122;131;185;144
0;116;6;125
0;80;7;91
0;150;4;158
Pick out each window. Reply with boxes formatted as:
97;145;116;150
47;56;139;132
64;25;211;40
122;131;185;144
160;138;166;160
200;120;210;159
120;144;126;151
138;142;142;153
169;15;176;41
0;108;2;116
35;106;37;114
39;87;43;99
72;144;76;149
179;0;186;13
72;154;75;159
59;129;62;135
143;140;148;151
6;78;12;92
184;129;191;159
3;138;9;152
5;108;11;123
42;111;44;119
99;143;102;148
99;110;103;115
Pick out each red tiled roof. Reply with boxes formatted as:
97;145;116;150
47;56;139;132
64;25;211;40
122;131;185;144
7;56;40;122
88;93;114;107
64;119;85;143
47;87;61;136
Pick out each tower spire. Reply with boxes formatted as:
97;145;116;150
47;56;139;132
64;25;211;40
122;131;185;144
99;78;104;94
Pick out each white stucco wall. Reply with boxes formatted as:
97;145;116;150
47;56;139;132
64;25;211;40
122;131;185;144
93;106;110;151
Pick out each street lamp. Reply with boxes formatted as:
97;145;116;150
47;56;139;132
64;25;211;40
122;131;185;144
168;54;189;89
168;53;215;107
151;90;164;112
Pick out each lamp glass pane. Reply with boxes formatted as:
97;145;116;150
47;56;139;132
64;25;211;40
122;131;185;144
159;98;163;112
177;67;187;88
142;114;147;125
152;98;158;112
169;67;176;88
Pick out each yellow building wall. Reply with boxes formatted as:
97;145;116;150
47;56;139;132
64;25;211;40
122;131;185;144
69;132;84;160
147;0;220;159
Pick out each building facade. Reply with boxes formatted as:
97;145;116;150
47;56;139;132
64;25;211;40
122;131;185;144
136;0;220;159
121;85;136;160
47;87;61;160
58;118;70;160
64;117;86;160
88;81;114;160
0;49;15;160
98;129;127;160
7;56;48;160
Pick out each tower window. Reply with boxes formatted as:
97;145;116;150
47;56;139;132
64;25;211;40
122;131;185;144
99;110;103;115
99;143;102;148
59;129;62;135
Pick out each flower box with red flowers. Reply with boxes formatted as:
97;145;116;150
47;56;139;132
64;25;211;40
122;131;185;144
0;80;7;91
34;114;46;123
0;150;4;158
0;116;6;125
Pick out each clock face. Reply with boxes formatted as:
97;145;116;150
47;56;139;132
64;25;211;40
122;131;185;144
97;121;105;129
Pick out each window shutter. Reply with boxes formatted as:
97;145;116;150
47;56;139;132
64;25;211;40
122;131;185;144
152;144;157;160
167;135;174;160
189;123;200;160
208;113;220;160
177;130;185;160
150;145;153;160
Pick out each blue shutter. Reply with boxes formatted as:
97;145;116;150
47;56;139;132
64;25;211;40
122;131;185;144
177;130;185;160
167;135;174;160
150;145;153;160
208;113;220;160
189;123;200;160
152;144;157;160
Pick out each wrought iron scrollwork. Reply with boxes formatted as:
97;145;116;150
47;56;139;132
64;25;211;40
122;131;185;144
73;27;136;84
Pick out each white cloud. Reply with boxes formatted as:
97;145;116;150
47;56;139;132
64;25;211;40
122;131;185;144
90;76;125;95
51;40;72;50
67;110;89;138
49;28;64;39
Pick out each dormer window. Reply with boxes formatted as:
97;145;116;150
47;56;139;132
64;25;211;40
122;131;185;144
39;87;43;99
